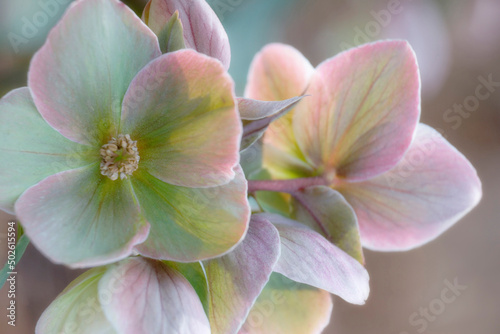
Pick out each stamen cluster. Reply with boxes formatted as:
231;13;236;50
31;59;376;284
100;134;140;181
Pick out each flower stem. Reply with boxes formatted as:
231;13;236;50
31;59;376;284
247;177;329;194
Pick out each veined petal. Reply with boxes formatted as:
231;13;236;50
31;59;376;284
132;166;250;262
261;214;369;305
28;0;161;145
245;43;315;179
36;267;116;334
245;43;313;102
292;186;364;263
99;258;210;334
204;215;281;334
15;164;149;268
238;96;305;121
240;273;332;334
294;40;420;181
240;96;306;152
121;50;240;188
338;124;482;251
0;88;93;214
143;0;231;69
166;261;210;314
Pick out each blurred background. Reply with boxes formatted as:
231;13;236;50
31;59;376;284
1;0;499;333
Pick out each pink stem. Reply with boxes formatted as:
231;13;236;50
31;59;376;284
247;177;329;194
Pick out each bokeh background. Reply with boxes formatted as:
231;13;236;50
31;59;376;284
1;0;499;333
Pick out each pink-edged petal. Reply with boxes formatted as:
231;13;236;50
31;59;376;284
0;88;93;214
294;40;421;181
28;0;161;145
132;166;250;262
240;273;333;334
167;261;210;314
245;43;315;179
99;258;210;334
338;124;482;251
36;267;117;334
240;96;306;152
292;186;364;263
238;96;305;121
121;49;240;188
245;44;313;102
260;213;369;304
143;0;230;69
15;165;149;268
204;215;281;334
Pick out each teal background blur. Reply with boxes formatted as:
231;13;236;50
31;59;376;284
1;0;500;333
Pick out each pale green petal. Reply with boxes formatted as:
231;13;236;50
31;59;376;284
36;267;117;334
132;166;250;262
292;186;364;263
240;273;332;334
28;0;161;145
0;88;93;214
16;164;149;267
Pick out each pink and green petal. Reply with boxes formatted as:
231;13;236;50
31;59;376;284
261;214;369;304
28;0;161;145
36;267;116;334
143;0;231;69
238;96;305;121
294;40;420;181
0;88;93;214
338;124;482;251
240;97;306;152
166;261;210;314
99;258;210;334
245;43;315;179
15;165;149;268
245;43;313;102
204;215;281;334
292;186;364;263
240;273;332;334
121;50;240;188
132;166;250;262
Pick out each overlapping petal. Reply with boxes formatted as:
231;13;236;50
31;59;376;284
143;0;231;69
15;165;149;267
204;215;281;334
239;97;306;152
28;0;161;145
338;124;482;251
261;214;369;305
240;273;332;334
292;186;364;263
131;166;250;262
0;88;93;214
167;261;210;314
245;43;315;179
99;258;210;334
293;40;421;181
36;267;116;334
121;49;240;188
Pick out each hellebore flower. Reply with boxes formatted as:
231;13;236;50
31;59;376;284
36;257;211;334
0;0;249;267
245;41;482;251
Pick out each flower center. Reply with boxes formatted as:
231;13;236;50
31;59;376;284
100;134;140;181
